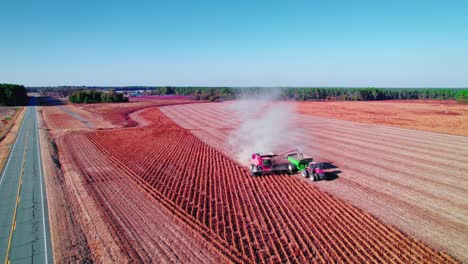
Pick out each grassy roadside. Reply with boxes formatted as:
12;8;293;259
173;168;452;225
0;107;25;174
0;108;23;141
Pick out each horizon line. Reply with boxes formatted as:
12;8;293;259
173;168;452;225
24;85;468;89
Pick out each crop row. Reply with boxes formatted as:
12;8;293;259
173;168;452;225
61;130;230;262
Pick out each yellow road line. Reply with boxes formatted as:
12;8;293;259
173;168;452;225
3;113;31;264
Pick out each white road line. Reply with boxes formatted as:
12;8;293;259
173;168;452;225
0;107;28;187
35;106;49;264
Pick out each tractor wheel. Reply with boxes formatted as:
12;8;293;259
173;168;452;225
250;165;256;176
252;166;262;177
301;170;309;178
311;173;318;181
319;173;326;180
288;164;296;175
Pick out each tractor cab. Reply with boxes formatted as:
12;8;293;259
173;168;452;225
308;162;326;181
309;162;322;170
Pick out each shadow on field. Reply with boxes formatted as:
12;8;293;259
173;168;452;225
321;162;341;181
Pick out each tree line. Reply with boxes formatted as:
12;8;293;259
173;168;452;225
29;86;468;103
0;84;28;106
280;87;461;101
145;87;466;102
455;89;468;103
69;89;129;104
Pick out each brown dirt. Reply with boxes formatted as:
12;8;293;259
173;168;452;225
43;98;223;263
0;107;24;173
46;97;465;262
37;108;93;262
41;106;90;131
60;131;228;263
57;133;131;262
60;104;115;129
161;101;468;262
295;100;468;136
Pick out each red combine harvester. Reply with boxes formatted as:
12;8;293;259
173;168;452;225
249;149;304;176
249;151;291;176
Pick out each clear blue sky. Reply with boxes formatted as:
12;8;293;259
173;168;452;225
1;0;467;87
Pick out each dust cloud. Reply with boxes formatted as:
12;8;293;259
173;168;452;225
227;89;302;165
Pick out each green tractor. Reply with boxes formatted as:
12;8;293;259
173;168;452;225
286;151;326;181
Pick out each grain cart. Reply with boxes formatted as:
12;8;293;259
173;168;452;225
286;151;326;181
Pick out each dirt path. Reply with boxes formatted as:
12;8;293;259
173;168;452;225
41;106;91;131
62;104;116;129
161;102;468;262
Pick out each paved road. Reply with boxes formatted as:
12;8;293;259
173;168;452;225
0;101;52;264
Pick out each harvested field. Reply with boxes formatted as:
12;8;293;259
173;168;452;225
42;98;221;262
295;100;468;136
58;106;458;263
161;102;468;262
40;96;200;131
59;131;224;263
78;99;198;127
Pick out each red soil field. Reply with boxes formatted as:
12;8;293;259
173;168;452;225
41;98;201;131
59;131;226;262
40;98;212;261
78;99;199;127
161;102;468;262
41;106;90;131
295;100;468;136
59;105;458;263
